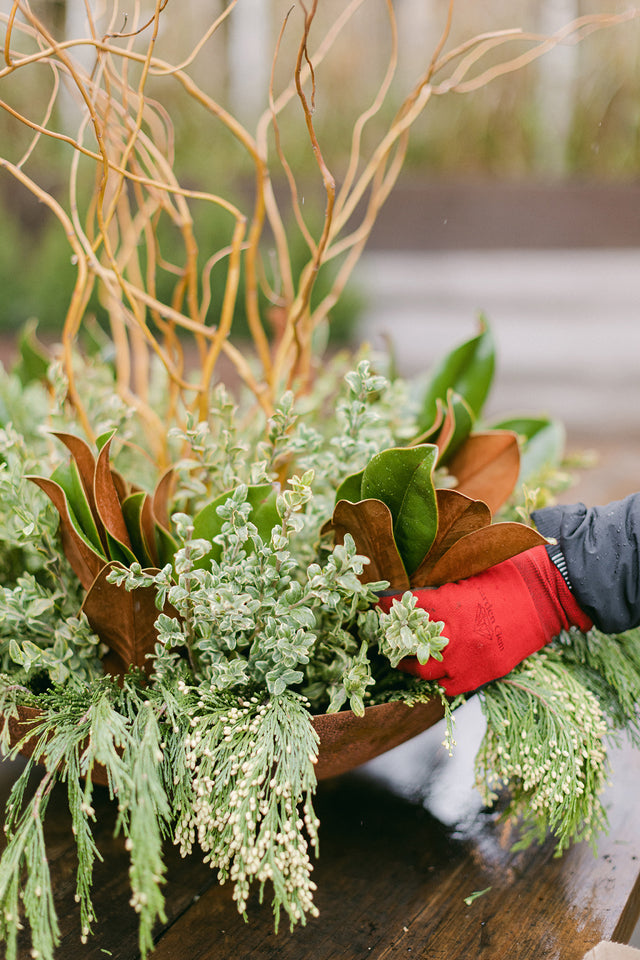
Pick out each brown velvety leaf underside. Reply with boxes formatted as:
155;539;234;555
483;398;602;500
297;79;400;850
94;438;133;549
445;431;520;515
410;489;491;587
81;563;167;678
152;468;175;532
423;522;548;587
330;499;410;592
27;476;104;590
51;432;101;528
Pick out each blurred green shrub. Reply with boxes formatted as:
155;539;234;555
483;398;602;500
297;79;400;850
0;191;363;344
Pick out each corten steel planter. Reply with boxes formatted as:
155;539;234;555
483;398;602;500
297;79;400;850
6;698;446;784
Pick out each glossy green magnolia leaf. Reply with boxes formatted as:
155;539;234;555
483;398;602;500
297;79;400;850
122;492;155;568
95;430;116;453
250;485;281;539
192;483;280;569
334;470;364;505
330;498;409;591
155;524;179;568
14;320;50;386
361;445;438;576
26;475;105;589
436;389;475;465
139;493;159;567
491;416;565;483
51;460;104;555
417;316;495;432
410;397;445;446
103;530;138;567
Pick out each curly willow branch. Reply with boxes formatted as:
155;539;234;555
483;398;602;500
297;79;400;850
0;1;637;461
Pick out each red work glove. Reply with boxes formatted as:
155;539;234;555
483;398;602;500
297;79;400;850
377;545;593;696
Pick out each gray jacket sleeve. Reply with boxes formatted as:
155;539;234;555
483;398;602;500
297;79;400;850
532;493;640;634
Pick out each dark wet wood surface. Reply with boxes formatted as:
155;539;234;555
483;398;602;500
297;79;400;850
2;699;640;960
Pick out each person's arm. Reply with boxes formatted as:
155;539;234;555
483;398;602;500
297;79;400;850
532;492;640;635
378;493;640;696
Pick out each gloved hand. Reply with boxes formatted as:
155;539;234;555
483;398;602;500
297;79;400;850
377;544;593;695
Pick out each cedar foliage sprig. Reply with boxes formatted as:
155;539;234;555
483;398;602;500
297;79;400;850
0;680;172;959
478;627;640;854
174;687;320;930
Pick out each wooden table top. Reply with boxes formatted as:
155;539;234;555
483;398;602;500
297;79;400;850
3;698;640;960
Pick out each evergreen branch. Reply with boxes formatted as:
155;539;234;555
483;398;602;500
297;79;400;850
478;651;610;853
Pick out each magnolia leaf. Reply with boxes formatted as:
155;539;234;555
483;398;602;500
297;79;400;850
93;434;133;551
51;459;104;554
249;484;281;540
140;493;159;567
51;432;98;514
14;320;50;385
418;316;495;432
436;389;475;465
156;524;179;568
411;397;445;446
58;525;102;592
81;562;167;678
122;492;155;568
95;430;115;452
424;521;548;587
26;476;105;589
491;415;566;483
192;483;280;569
152;468;176;532
102;530;138;567
445;430;520;515
109;468;129;505
330;499;409;591
361;445;438;575
410;489;491;587
334;469;364;505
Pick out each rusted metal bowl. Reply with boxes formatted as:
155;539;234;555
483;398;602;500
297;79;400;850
6;697;446;785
